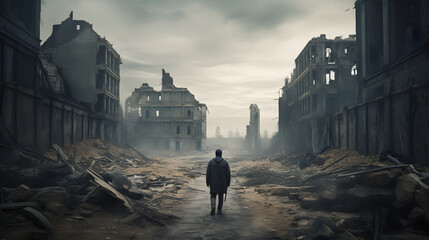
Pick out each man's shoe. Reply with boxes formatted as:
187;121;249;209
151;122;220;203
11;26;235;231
211;209;215;215
218;210;222;215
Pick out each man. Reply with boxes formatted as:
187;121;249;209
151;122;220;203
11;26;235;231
206;149;231;215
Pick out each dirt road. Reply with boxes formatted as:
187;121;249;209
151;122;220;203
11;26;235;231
155;152;279;240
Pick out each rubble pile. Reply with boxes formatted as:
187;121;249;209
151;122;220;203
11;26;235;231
238;149;429;239
0;139;178;238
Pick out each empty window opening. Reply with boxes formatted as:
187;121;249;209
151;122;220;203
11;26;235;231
351;64;357;76
344;48;348;54
145;110;149;118
187;126;191;135
76;25;80;30
176;126;180;134
330;70;336;81
156;110;159;117
325;48;332;58
187;110;191;117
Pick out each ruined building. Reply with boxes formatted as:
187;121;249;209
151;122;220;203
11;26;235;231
0;0;42;146
1;6;123;150
246;104;260;151
125;69;207;151
41;12;122;142
329;0;429;163
278;35;357;153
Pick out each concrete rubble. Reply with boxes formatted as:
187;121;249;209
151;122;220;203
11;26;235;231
0;139;180;239
234;149;429;239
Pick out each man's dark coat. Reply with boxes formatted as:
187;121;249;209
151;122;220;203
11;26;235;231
206;157;231;194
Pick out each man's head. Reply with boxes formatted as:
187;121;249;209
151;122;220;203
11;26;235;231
215;149;222;157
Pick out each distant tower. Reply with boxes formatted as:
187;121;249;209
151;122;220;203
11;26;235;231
246;104;260;151
234;129;240;138
263;130;268;139
215;126;221;138
228;130;233;138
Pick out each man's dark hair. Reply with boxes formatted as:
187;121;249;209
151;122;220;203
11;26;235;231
215;149;222;157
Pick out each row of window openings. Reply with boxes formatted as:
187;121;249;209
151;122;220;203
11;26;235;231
138;109;192;118
146;95;162;101
176;126;192;135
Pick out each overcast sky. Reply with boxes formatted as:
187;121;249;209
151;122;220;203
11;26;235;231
40;0;356;138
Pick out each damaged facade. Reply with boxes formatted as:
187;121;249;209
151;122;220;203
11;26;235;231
329;0;429;163
278;35;357;153
41;12;122;143
0;6;122;150
125;69;207;151
246;104;260;151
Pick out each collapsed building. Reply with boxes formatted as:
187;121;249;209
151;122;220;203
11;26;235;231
246;104;260;151
278;35;357;153
41;12;122;143
0;4;122;151
125;69;207;151
329;0;429;163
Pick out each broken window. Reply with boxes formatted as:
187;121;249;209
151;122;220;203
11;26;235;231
158;95;162;101
187;110;191;117
187;126;191;135
351;64;357;76
176;126;181;134
76;25;80;30
146;95;150;101
325;73;330;85
145;110;149;119
156;110;159;117
138;107;142;117
313;80;316;86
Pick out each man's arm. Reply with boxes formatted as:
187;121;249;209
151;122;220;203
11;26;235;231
225;162;231;187
206;162;211;187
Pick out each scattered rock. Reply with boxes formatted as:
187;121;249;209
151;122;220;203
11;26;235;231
407;207;426;226
393;175;417;211
345;185;393;211
357;169;401;187
300;197;318;209
289;192;300;200
79;208;93;217
335;231;358;240
306;224;335;240
33;187;69;207
45;201;67;216
7;184;33;203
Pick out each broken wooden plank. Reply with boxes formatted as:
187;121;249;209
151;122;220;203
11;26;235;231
53;144;80;174
0;202;39;210
72;185;101;209
127;144;150;161
86;169;178;226
86;169;134;210
335;164;410;178
321;154;348;171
